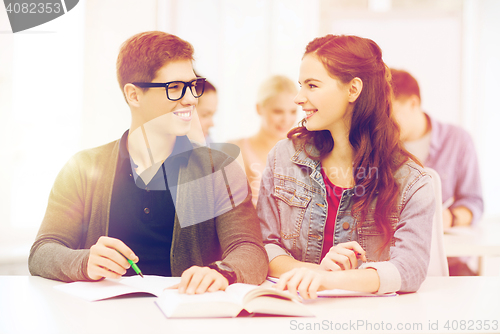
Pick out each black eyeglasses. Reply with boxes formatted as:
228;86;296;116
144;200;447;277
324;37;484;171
132;77;206;101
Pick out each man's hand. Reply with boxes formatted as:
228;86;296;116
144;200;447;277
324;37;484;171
87;236;139;281
176;266;229;294
319;241;367;271
443;208;453;229
443;206;473;229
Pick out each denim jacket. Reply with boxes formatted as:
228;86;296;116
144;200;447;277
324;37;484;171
257;139;435;293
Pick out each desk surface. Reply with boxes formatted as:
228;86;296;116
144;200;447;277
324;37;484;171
0;276;499;334
444;222;500;257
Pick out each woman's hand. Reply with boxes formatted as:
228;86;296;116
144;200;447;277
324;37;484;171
319;241;367;271
87;236;139;280
275;267;330;299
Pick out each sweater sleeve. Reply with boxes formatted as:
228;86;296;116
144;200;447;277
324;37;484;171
214;157;269;285
450;131;484;225
29;141;116;282
28;154;93;282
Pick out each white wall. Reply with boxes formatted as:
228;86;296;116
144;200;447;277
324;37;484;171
465;0;500;219
327;14;462;125
0;1;85;249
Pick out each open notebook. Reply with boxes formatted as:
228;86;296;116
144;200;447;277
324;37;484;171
266;277;397;298
54;275;180;301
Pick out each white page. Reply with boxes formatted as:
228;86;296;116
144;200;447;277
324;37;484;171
156;284;308;318
224;283;260;304
160;289;236;305
317;289;397;297
157;289;240;318
55;275;181;301
121;275;181;295
157;283;283;314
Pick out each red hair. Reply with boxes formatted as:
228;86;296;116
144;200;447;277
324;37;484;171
288;35;420;252
390;68;421;101
116;31;194;101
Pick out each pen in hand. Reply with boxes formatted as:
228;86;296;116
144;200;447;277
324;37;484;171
116;250;144;278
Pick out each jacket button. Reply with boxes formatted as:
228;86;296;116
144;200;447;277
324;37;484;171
342;222;350;230
144;208;150;214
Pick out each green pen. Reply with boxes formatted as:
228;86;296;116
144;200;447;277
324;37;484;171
116;250;144;278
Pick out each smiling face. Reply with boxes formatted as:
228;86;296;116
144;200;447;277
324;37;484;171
134;59;198;136
258;92;297;138
294;54;352;134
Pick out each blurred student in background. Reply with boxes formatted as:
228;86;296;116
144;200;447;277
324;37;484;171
187;78;218;145
231;75;298;206
390;68;483;276
197;79;218;144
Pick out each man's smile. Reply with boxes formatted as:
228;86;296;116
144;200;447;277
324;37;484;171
172;108;193;121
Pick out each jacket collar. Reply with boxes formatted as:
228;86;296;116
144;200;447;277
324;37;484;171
289;140;356;194
290;142;321;170
117;130;193;178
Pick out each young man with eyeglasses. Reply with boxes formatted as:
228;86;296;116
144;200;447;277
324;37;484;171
29;31;268;293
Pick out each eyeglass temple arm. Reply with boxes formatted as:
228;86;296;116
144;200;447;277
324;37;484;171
131;82;166;88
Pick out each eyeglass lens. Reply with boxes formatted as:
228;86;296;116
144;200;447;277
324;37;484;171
167;78;205;100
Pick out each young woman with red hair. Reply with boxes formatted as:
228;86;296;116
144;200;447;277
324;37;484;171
257;35;435;298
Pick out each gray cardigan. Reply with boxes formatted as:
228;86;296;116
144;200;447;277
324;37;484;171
29;139;268;284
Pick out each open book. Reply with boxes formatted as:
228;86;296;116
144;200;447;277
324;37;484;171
155;283;313;318
54;275;180;301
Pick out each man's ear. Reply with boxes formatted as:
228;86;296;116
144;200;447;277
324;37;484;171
409;94;421;109
124;83;140;107
348;77;363;103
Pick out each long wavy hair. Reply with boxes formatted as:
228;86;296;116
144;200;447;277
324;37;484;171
288;35;419;251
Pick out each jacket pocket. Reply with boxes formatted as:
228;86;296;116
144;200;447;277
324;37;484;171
357;215;397;262
272;185;311;240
